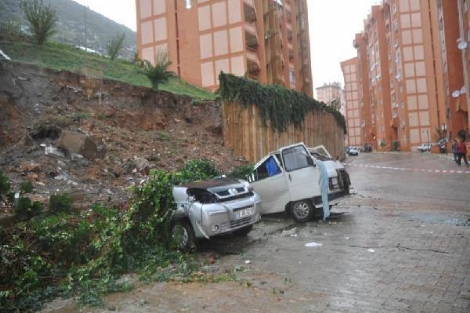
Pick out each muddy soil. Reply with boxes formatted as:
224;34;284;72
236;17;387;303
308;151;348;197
0;61;246;213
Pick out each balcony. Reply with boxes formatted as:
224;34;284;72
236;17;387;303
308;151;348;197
244;0;257;23
286;10;292;23
353;39;359;49
245;23;259;50
287;29;293;42
288;47;294;61
246;50;260;74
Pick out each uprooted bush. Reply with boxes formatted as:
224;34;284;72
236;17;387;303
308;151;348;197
0;160;250;312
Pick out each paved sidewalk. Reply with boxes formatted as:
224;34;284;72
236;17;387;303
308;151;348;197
214;203;469;313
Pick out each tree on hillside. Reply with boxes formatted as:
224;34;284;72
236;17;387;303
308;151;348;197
141;49;173;90
106;32;125;60
20;0;57;45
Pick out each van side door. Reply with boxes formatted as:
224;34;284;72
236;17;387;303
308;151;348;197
281;144;321;202
248;155;291;214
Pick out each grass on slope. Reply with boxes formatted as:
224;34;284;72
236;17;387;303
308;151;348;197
0;39;215;100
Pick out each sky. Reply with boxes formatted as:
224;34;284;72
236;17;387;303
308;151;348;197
308;0;381;89
72;0;379;91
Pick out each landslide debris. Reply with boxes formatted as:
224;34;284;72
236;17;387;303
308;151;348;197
0;61;246;213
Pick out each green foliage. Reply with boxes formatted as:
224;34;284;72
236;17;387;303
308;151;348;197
217;72;347;134
49;193;73;214
20;0;58;45
177;159;221;182
106;32;125;61
4;178;44;220
157;130;172;140
1;39;215;99
72;112;90;122
14;197;44;220
0;159;228;312
125;170;176;254
228;164;254;180
1;0;136;57
124;159;219;252
0;170;11;203
141;49;173;90
31;214;92;264
0;20;27;39
20;180;34;193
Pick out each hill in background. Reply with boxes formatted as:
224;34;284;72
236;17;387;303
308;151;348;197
0;0;136;59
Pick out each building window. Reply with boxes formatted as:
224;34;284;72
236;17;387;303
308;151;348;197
289;69;296;84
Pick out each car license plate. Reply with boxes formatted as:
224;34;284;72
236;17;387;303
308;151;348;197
235;207;253;219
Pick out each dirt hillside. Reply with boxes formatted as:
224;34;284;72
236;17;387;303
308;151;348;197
0;61;245;211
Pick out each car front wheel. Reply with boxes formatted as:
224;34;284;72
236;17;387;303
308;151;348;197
291;200;314;223
171;220;197;252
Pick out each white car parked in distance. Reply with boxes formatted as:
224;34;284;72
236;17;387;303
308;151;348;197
417;143;433;152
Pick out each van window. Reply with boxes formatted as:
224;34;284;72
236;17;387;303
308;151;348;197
249;156;282;182
282;146;310;172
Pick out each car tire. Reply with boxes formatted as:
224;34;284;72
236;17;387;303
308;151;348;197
233;224;253;236
290;200;314;223
171;220;197;252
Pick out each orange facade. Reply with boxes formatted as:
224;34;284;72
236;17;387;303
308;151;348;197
135;0;313;97
342;0;469;152
453;0;470;133
340;58;362;148
316;82;342;107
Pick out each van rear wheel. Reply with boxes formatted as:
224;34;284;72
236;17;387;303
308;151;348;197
291;200;314;223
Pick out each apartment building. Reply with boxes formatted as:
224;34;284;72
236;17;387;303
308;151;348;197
340;58;362;148
135;0;313;97
352;31;376;150
315;82;343;110
342;0;469;152
438;0;470;139
456;0;470;128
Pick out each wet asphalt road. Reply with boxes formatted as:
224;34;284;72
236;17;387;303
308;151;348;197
42;151;470;313
344;152;470;210
202;151;470;313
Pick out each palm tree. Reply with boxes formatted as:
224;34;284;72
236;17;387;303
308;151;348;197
141;49;173;90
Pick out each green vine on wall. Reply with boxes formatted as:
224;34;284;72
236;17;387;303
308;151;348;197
217;72;347;134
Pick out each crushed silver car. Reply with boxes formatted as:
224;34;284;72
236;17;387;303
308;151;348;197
171;177;261;251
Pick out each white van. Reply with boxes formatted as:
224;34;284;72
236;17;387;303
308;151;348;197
247;142;350;222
